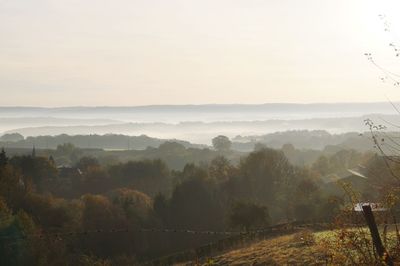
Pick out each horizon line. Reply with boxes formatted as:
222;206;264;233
0;101;398;109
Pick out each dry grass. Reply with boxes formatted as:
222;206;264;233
177;231;330;266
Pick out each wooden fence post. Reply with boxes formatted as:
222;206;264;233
362;205;393;266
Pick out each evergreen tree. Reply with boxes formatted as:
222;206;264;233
31;146;36;157
0;148;8;167
49;155;55;166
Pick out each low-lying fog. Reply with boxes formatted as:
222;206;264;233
0;103;398;144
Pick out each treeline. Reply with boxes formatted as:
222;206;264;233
3;141;240;171
0;133;204;150
0;130;379;153
0;145;382;265
232;130;375;151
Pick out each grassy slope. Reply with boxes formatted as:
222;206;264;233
177;231;329;266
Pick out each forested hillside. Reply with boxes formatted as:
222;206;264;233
0;142;386;265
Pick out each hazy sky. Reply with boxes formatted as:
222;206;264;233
1;0;400;106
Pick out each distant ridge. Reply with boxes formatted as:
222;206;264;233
0;102;398;116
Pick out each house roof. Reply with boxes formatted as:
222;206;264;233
321;165;369;184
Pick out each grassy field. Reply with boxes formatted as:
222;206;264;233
175;226;400;265
177;230;330;266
